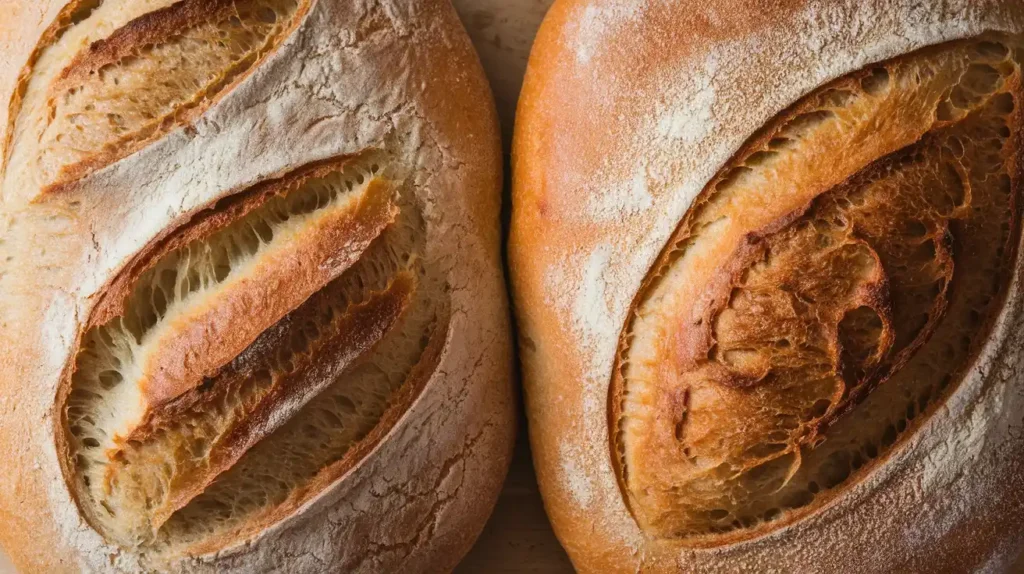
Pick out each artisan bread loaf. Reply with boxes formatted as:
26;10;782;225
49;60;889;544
511;1;1024;572
0;0;514;572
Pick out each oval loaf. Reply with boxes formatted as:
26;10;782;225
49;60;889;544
0;0;514;572
511;0;1024;572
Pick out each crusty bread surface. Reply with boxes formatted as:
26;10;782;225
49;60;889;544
511;0;1024;572
0;0;514;572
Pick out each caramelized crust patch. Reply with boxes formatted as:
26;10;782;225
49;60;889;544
611;34;1023;543
3;0;310;200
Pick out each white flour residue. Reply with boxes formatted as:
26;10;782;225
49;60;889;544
571;1;645;65
40;292;77;378
585;164;653;221
580;385;604;439
543;240;630;380
543;245;622;512
573;5;602;65
656;53;720;145
572;244;616;344
920;281;1020;496
921;394;997;493
904;279;1023;553
560;441;594;508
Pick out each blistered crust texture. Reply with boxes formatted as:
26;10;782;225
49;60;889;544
0;0;511;573
511;0;1024;572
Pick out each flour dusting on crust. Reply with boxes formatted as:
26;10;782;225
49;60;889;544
559;442;594;508
585;164;653;221
570;1;646;65
656;54;720;145
512;0;1024;571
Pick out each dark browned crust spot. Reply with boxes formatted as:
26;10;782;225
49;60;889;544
181;305;452;557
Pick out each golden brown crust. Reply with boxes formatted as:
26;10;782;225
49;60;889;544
138;182;392;407
46;0;313;192
513;0;1024;571
1;0;76;173
55;1;239;89
87;155;375;325
182;298;452;558
0;0;512;571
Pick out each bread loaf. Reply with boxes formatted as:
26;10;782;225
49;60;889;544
0;0;514;572
511;1;1024;571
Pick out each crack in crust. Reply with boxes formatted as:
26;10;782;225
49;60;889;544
610;34;1024;543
